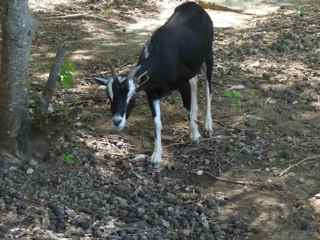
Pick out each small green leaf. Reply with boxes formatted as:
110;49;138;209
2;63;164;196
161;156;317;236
223;90;241;109
63;153;77;165
297;7;304;17
60;60;76;89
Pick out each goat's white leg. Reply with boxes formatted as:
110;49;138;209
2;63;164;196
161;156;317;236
189;76;201;144
150;99;162;167
205;80;213;136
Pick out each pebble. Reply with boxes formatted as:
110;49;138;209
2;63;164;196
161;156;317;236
132;154;148;162
26;168;34;175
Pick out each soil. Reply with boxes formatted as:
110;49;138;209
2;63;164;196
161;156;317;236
1;0;320;239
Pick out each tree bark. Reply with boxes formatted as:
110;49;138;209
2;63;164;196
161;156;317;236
0;0;32;164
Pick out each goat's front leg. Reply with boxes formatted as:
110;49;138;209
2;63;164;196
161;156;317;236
148;98;162;167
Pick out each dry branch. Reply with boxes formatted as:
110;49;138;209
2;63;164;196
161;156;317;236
198;0;253;15
45;13;107;22
40;46;66;115
193;170;262;186
278;155;320;177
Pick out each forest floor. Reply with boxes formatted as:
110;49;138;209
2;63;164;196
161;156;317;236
1;0;320;239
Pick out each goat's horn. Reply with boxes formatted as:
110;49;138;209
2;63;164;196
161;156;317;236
128;65;141;80
107;61;116;77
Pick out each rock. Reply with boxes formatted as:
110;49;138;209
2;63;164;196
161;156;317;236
246;114;262;128
75;122;83;127
0;198;6;210
73;214;91;230
229;84;245;90
161;219;170;228
116;197;128;208
200;213;210;229
29;159;38;167
65;226;84;237
26;168;34;175
196;170;204;176
131;154;148;162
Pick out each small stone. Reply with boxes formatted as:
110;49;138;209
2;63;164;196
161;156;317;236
116;197;128;208
246;114;263;127
161;219;170;228
182;229;191;236
0;198;6;210
265;98;277;104
229;84;245;90
26;168;34;175
75;122;83;127
200;213;209;229
30;159;38;166
9;166;17;171
131;154;148;162
48;104;54;113
262;72;271;80
66;226;84;237
196;170;204;176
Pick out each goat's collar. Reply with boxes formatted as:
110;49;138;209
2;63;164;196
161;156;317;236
128;64;150;92
136;71;150;92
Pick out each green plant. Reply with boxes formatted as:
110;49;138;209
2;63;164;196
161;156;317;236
63;152;78;165
224;90;241;109
60;60;76;89
297;6;304;17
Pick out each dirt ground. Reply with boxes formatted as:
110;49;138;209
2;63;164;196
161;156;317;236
1;0;320;239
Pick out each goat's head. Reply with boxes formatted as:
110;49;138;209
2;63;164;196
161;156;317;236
95;65;149;130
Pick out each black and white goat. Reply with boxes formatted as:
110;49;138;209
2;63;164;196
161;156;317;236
95;2;214;167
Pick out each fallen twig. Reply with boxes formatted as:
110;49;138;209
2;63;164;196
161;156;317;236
45;13;107;22
198;0;254;15
40;45;66;115
278;155;320;177
193;170;262;186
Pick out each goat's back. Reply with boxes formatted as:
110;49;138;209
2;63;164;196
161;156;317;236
137;2;214;95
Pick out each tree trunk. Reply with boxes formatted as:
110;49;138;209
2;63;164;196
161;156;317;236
0;0;32;165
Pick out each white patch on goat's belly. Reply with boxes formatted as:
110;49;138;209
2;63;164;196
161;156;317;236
151;99;162;166
126;79;136;103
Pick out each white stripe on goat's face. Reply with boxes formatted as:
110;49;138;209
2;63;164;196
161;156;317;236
109;76;136;130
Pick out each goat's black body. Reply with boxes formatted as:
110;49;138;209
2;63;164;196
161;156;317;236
95;2;215;166
136;2;214;100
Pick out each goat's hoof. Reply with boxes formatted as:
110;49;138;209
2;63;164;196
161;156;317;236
150;153;161;168
205;129;213;138
191;136;201;144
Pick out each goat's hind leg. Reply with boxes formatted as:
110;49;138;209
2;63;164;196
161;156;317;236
179;77;201;144
204;53;213;137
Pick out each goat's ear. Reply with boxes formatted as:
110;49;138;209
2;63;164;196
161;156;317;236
94;76;113;85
